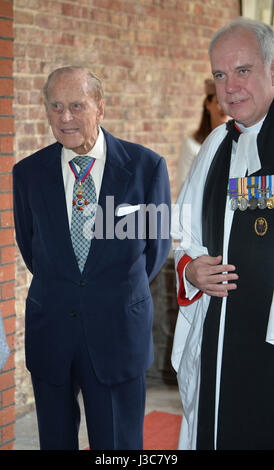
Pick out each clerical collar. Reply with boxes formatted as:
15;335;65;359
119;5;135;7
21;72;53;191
232;117;266;176
235;116;265;135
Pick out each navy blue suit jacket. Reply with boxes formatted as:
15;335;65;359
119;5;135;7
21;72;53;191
13;128;171;386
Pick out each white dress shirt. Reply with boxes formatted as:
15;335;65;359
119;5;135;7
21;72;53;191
61;127;106;228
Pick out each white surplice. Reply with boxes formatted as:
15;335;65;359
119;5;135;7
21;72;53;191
171;118;274;450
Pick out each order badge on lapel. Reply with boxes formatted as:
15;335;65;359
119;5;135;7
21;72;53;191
254;217;268;236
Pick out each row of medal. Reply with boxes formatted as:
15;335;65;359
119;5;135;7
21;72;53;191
228;175;274;211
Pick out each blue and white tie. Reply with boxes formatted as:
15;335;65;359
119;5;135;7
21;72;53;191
70;155;97;272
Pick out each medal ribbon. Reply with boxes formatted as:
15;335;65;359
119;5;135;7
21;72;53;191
69;157;96;183
229;178;237;198
242;177;248;199
261;175;266;195
247;175;259;199
268;175;273;195
238;177;242;198
228;175;274;200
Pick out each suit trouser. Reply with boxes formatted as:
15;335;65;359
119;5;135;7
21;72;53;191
31;317;146;450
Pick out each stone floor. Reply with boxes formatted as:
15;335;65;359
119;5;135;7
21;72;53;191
13;383;182;450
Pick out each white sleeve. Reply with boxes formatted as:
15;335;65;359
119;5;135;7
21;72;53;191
171;124;228;365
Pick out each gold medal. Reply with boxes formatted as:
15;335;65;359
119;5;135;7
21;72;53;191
266;196;274;209
69;157;95;211
73;181;88;210
254;217;268;236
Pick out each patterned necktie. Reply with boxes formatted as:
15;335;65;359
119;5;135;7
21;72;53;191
70;155;97;272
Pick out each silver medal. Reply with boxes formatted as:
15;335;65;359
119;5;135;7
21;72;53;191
258;196;267;210
230;197;238;211
238;197;248;211
248;196;258;210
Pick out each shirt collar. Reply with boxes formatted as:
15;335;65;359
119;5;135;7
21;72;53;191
61;126;106;166
233;116;266;176
235;116;265;135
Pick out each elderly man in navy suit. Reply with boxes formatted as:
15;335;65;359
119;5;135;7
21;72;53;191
13;66;171;450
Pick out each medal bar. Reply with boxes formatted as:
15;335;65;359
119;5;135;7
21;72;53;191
227;175;274;211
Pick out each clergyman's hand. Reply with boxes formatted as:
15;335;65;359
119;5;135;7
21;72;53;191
185;254;238;298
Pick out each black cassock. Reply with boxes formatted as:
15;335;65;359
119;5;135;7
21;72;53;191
197;100;274;450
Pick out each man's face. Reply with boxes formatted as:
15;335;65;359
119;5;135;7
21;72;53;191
46;71;104;154
211;28;274;127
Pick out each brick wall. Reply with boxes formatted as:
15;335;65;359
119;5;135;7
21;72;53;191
13;0;240;417
0;0;15;450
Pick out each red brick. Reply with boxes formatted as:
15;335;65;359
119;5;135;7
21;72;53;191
0;156;14;172
0;297;15;315
2;351;14;371
1;246;15;265
93;0;122;11
1;247;15;266
14;10;33;25
0;193;13;211
0;18;13;38
14;76;32;91
0;210;14;228
0;58;13;77
0;40;13;59
0;2;14;442
137;45;157;56
1;388;15;408
0;137;13;154
0;228;14;246
0;440;14;449
35;13;58;30
0;174;12;193
0;0;13;19
0;117;14;133
2;315;15;334
0;405;15;424
0;79;13;98
0;370;15;390
0;281;14;300
0;98;13;115
5;332;14;351
0;60;12;78
1;422;14;442
0;263;14;282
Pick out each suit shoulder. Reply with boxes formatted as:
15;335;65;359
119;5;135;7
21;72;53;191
13;142;61;174
117;137;163;169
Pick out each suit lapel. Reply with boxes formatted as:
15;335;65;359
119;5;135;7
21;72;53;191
40;143;81;278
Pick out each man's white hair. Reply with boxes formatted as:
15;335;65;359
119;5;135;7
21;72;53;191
209;17;274;67
43;66;104;104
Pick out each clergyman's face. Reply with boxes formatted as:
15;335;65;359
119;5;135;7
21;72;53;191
45;71;104;154
211;28;274;127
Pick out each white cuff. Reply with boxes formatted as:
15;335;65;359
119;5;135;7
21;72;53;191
183;263;200;300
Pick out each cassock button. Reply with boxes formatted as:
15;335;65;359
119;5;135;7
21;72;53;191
69;310;77;317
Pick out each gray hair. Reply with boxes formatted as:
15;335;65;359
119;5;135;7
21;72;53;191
43;66;104;104
209;17;274;67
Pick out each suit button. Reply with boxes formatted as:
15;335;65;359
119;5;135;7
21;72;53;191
69;310;76;317
79;281;85;287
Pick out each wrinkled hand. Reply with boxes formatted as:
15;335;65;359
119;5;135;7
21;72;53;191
185;255;238;298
